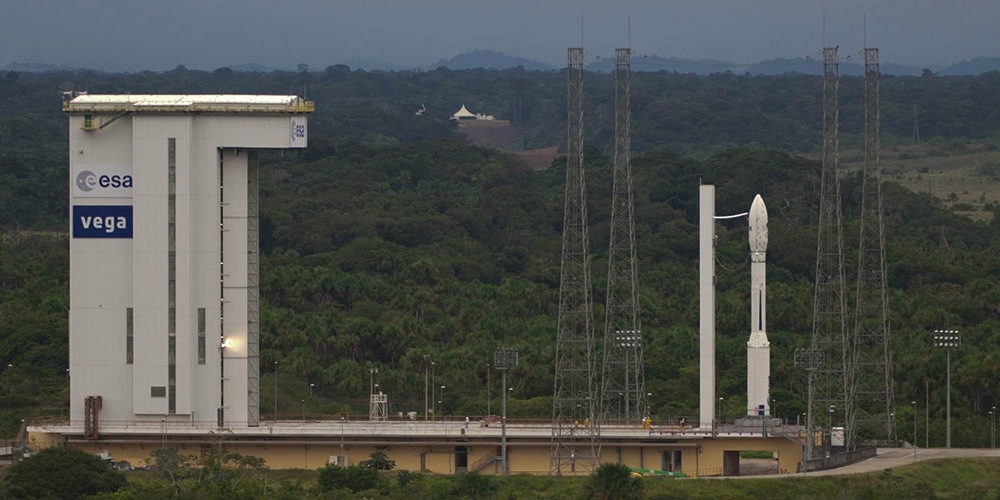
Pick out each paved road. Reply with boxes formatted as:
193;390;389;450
736;448;1000;479
814;447;1000;475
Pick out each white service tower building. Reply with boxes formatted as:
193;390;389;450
65;94;312;433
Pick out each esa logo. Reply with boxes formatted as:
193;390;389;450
291;120;305;140
73;205;133;239
76;170;133;193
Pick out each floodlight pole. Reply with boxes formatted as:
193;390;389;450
423;355;430;421
795;347;824;466
827;405;835;458
990;405;996;449
933;330;959;448
495;347;518;475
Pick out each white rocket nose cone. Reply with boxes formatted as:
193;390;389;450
749;194;768;252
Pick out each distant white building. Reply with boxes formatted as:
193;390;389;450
64;94;312;433
450;104;495;121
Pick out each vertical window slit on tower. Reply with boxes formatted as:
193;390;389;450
198;308;206;364
126;307;134;364
168;138;177;414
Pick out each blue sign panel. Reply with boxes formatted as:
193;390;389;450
73;205;133;238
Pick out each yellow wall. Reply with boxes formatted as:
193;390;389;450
32;430;802;477
691;437;802;476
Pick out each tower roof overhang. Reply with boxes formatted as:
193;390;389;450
63;94;314;114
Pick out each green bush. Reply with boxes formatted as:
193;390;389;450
360;449;396;471
454;472;497;498
316;463;380;493
1;446;127;500
395;469;419;488
584;463;643;500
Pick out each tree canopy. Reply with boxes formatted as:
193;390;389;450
1;446;127;499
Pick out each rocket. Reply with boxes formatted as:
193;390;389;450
747;194;770;416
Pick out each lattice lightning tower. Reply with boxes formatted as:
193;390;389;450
810;46;850;453
847;47;893;446
550;47;600;475
600;48;646;425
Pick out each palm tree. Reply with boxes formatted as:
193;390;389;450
584;463;643;500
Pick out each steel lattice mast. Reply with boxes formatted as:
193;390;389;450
550;47;600;475
810;46;850;454
600;48;646;425
848;47;893;446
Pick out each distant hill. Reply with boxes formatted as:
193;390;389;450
228;58;408;73
1;61;89;73
588;55;734;74
743;57;924;76
334;58;411;72
229;63;276;73
938;56;1000;75
429;49;552;71
587;54;926;76
4;50;998;75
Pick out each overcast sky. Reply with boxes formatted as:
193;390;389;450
2;0;997;71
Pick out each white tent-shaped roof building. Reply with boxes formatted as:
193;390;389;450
451;104;495;121
451;104;477;120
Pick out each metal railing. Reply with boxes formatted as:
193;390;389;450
468;450;501;472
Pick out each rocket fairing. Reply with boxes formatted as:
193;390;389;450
748;194;768;341
747;194;770;416
749;194;768;256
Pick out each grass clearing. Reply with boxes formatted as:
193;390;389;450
841;141;1000;222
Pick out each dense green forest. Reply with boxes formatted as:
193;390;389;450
1;67;999;447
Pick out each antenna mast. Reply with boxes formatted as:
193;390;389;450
600;47;646;425
811;45;849;458
550;47;600;476
850;46;894;447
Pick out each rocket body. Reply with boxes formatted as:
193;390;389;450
747;194;770;416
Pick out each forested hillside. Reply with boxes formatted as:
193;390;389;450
1;67;999;446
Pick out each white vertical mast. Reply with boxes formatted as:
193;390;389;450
699;185;716;427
